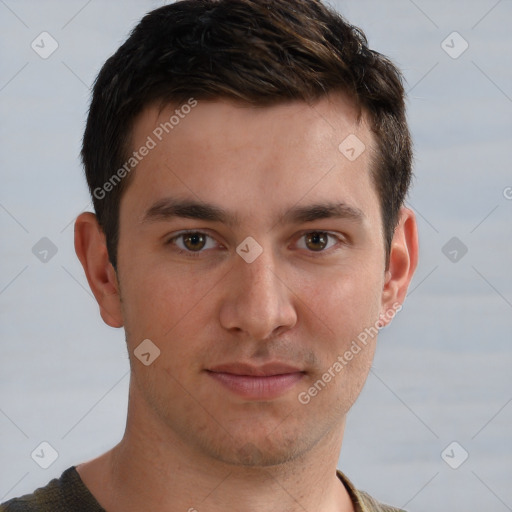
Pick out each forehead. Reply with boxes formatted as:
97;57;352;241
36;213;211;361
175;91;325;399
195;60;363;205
121;93;379;228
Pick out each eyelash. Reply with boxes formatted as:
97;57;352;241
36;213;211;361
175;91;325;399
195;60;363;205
165;230;347;258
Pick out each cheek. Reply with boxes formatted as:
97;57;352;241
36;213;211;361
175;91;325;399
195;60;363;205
118;261;219;355
296;262;384;343
295;270;383;414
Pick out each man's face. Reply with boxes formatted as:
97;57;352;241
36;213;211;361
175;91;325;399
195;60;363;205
115;94;393;466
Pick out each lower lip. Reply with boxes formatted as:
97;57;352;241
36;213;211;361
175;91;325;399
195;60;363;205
206;371;304;400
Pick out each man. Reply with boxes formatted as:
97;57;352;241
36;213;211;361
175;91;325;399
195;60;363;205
1;0;418;510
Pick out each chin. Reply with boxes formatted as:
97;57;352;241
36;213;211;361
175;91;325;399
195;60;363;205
200;424;317;468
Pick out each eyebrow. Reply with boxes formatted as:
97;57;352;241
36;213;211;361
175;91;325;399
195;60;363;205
141;198;365;227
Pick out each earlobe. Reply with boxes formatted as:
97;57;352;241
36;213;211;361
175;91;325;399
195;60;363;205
379;207;419;326
74;212;124;328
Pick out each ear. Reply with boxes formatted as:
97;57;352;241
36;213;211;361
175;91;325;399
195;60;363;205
379;207;419;327
74;212;123;328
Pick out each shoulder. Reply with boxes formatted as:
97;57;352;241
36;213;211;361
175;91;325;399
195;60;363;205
336;469;408;512
357;489;408;512
0;467;104;512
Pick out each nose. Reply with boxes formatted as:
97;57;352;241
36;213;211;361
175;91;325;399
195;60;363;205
219;245;297;341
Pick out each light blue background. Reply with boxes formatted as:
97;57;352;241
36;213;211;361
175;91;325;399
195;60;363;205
1;1;511;510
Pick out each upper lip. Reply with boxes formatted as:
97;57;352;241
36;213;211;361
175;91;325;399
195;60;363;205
207;362;304;377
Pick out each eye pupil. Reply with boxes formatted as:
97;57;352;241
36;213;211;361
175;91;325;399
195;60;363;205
184;233;206;251
306;232;328;251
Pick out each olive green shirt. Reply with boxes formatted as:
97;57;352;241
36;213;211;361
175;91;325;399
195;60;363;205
0;466;406;511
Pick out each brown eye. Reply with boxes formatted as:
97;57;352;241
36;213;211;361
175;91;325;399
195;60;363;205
304;232;328;251
167;230;221;258
182;232;207;251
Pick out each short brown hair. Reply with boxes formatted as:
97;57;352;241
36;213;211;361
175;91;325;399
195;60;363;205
82;0;412;270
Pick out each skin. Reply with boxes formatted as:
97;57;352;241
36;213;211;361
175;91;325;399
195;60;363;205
74;92;418;512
